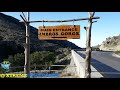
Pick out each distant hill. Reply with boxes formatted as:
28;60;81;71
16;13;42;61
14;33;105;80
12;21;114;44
0;13;80;59
99;34;120;51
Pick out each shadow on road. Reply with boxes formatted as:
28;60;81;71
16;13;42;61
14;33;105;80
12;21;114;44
77;52;120;78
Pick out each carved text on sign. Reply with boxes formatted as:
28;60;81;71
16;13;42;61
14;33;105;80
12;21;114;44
38;25;80;40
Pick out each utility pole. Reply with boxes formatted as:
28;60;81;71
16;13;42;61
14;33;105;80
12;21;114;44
85;12;95;78
24;12;30;75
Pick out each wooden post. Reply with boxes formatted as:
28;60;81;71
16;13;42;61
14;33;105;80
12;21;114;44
85;12;95;78
19;12;99;78
24;12;30;75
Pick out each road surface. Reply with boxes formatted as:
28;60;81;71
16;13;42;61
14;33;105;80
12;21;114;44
76;50;120;78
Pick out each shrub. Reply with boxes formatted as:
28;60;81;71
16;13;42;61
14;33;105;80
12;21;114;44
0;36;3;41
5;53;24;72
4;51;56;72
30;51;56;70
115;51;120;56
0;67;3;74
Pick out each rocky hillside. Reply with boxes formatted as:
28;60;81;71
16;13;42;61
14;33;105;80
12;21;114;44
0;13;80;59
99;34;120;51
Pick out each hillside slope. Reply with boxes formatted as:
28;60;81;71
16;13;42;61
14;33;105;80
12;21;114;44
99;35;120;51
0;13;80;59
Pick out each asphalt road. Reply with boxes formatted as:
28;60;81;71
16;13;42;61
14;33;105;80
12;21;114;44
76;50;120;78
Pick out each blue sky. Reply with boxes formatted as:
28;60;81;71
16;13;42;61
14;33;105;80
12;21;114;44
2;12;120;48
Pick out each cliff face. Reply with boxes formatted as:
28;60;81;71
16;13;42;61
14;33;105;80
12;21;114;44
99;35;120;51
0;13;80;59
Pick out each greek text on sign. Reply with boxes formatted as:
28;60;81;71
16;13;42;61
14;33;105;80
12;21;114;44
38;25;80;40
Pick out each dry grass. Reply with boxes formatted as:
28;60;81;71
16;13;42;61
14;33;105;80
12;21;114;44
60;73;72;77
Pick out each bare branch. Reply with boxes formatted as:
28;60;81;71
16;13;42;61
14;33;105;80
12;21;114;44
92;12;95;17
22;12;27;21
27;12;30;21
20;14;27;25
92;21;97;23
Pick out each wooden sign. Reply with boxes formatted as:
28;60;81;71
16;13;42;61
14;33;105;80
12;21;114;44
38;25;80;40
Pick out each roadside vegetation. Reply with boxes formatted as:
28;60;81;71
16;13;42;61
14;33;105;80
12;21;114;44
92;44;100;51
0;48;71;73
115;51;120;56
0;51;56;73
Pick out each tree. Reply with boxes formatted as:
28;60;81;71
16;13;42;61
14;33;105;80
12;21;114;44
7;55;14;63
6;53;24;72
0;36;3;41
13;53;24;66
4;51;56;72
30;51;56;70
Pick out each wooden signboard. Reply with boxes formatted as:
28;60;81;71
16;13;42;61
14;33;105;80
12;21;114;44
38;25;80;40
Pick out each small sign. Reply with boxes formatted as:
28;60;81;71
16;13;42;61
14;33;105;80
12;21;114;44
38;25;80;40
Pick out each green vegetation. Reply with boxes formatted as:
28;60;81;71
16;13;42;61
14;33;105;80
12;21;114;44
115;51;120;56
92;44;101;51
0;13;80;61
1;51;56;72
0;13;76;73
92;47;100;51
4;53;24;72
0;47;71;73
0;67;3;73
0;36;3;41
30;51;56;70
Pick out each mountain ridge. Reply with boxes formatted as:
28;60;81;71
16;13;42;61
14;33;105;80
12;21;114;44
0;12;80;59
